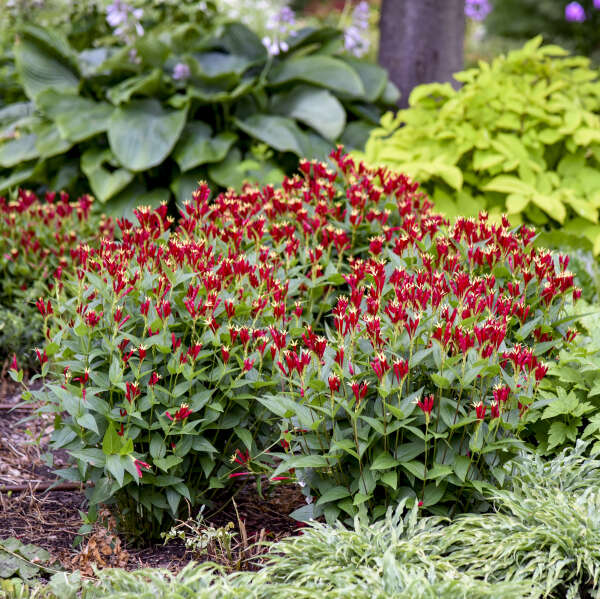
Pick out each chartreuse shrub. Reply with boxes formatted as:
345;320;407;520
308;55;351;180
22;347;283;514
0;189;113;365
11;444;600;599
360;37;600;254
0;8;397;212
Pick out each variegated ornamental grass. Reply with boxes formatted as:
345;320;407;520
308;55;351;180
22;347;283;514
25;149;581;537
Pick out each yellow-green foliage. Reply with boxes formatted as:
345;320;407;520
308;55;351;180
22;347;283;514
359;37;600;254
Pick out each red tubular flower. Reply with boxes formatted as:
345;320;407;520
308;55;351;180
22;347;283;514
417;394;434;416
166;403;192;422
140;298;150;317
350;381;368;404
243;358;255;371
34;348;48;365
171;333;181;351
493;385;510;404
534;362;548;383
393;359;409;383
125;381;140;402
474;402;487;420
9;354;18;372
138;345;147;361
371;353;390;382
149;372;161;386
328;374;341;394
369;236;384;255
334;348;345;367
490;401;500;419
233;449;250;464
133;459;151;478
228;472;251;479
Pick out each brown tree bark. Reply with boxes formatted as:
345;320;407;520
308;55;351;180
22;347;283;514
378;0;466;108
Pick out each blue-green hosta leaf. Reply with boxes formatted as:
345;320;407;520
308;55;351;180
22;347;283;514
106;69;163;105
191;52;253;79
0;133;38;168
270;85;346;141
234;114;306;156
0;164;35;193
14;36;79;99
172;121;237;171
33;121;73;159
269;55;365;98
342;57;388;103
36;90;113;143
81;147;134;203
108;99;188;171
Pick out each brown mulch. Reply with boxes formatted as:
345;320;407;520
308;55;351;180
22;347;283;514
0;373;306;576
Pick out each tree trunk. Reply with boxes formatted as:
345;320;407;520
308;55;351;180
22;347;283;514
378;0;465;108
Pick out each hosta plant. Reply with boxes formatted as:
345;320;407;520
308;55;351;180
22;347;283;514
0;11;397;211
360;37;600;254
0;188;113;365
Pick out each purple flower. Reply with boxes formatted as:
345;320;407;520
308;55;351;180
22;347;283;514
565;1;586;21
263;5;297;56
595;0;600;9
344;1;370;57
172;62;190;81
464;0;492;21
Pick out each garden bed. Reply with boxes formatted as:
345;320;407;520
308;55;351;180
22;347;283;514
0;374;306;577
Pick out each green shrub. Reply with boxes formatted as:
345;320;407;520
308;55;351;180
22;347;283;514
0;6;396;213
0;189;113;365
33;149;581;537
359;37;600;255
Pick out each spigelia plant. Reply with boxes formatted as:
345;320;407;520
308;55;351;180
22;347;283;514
174;149;581;521
0;189;113;365
359;37;600;255
34;199;303;539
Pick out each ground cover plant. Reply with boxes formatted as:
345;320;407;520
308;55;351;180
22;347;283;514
0;189;113;366
30;149;582;540
0;1;397;212
7;443;600;599
359;37;600;255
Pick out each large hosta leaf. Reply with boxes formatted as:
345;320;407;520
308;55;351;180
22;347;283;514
107;99;188;171
36;90;113;143
269;56;365;98
234;114;306;156
271;85;346;141
191;52;253;79
172;122;237;171
0;134;38;168
106;69;163;105
0;165;35;194
33;121;73;158
106;182;170;219
81;147;134;202
342;58;387;103
14;35;79;99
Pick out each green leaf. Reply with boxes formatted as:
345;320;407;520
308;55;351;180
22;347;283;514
107;69;163;105
341;58;387;103
108;99;188;171
271;85;346;141
154;455;183;473
269;56;365;97
370;452;399;470
76;413;99;435
0;164;36;193
483;175;536;196
234;114;306;156
547;421;578;450
33;121;73;159
380;470;397;490
401;460;426;480
81;148;134;203
14;34;79;99
36;90;113;143
105;454;125;487
234;427;253;451
316;486;351;506
102;424;122;455
172;122;237;171
453;455;471;481
0;134;38;168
